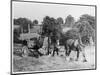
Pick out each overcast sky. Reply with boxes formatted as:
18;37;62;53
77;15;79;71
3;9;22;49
12;1;95;24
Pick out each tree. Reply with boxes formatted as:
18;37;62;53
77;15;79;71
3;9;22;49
13;18;32;33
65;15;75;27
56;17;64;25
13;28;21;43
65;28;79;40
42;16;56;36
42;16;61;55
73;14;96;45
56;17;63;40
75;20;94;45
33;19;38;25
42;16;62;40
14;19;20;25
80;14;95;29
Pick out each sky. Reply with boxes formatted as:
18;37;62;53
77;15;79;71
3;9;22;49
12;1;95;24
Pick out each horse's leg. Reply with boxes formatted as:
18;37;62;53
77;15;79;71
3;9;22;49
65;44;69;56
82;49;87;62
52;50;55;56
57;51;59;55
56;48;59;56
78;45;87;62
75;48;80;61
64;45;67;56
68;46;71;56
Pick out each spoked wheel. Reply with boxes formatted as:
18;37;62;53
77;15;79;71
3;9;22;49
22;46;29;57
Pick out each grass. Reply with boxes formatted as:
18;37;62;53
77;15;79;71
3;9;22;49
13;45;95;72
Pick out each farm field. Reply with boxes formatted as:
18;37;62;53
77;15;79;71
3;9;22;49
13;45;95;73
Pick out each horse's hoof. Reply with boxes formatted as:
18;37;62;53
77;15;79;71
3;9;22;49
75;59;78;61
83;59;87;62
70;58;74;61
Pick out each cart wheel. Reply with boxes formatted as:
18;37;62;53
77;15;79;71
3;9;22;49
22;46;29;57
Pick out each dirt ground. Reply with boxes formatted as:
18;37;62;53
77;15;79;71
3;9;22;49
13;45;95;73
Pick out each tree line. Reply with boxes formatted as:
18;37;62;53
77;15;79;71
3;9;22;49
13;14;96;45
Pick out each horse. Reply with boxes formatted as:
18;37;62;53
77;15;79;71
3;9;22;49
64;38;87;62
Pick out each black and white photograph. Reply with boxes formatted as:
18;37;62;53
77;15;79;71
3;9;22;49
11;0;96;74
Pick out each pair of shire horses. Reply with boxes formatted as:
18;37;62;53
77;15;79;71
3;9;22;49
22;35;87;62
